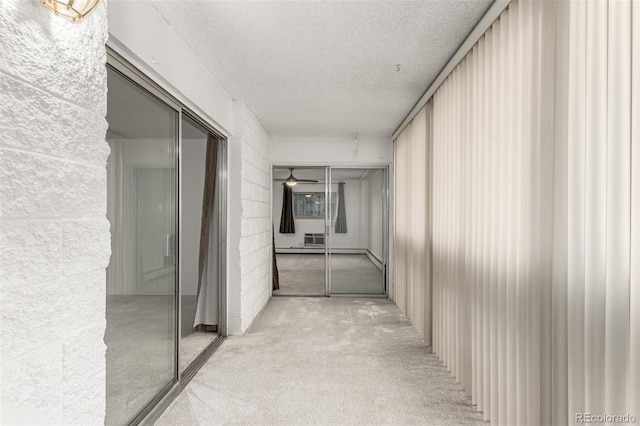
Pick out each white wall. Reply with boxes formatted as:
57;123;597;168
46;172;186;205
227;101;272;335
108;1;233;135
0;1;110;424
272;136;392;165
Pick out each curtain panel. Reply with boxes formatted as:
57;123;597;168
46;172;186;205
194;134;220;330
335;182;348;233
393;0;639;424
394;104;432;344
279;184;295;233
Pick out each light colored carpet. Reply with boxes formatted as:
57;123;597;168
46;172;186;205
274;254;325;295
274;254;384;295
180;295;218;371
106;295;217;426
156;297;487;426
330;254;383;294
106;295;175;426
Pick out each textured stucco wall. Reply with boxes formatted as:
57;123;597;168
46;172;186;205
228;101;272;334
0;1;110;424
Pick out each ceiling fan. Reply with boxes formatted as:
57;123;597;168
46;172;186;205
275;168;319;187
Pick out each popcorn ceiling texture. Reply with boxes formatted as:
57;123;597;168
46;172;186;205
0;1;110;424
227;101;272;335
153;0;492;137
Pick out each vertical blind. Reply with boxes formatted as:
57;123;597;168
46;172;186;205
394;104;432;344
393;0;639;424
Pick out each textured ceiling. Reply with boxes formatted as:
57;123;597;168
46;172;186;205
153;0;492;137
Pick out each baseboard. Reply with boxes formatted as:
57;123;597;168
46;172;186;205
366;249;384;271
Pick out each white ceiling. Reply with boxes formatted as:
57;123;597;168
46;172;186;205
153;0;493;138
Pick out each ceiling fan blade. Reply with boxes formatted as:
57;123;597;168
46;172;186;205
296;179;319;183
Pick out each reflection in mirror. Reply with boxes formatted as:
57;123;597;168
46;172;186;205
272;167;327;296
105;67;178;426
330;168;385;294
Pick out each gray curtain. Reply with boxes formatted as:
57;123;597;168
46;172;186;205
335;182;347;233
279;184;295;233
194;134;219;332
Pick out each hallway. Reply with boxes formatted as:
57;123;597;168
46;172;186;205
157;297;485;425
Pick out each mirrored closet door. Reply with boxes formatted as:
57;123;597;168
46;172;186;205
327;167;387;295
272;166;388;297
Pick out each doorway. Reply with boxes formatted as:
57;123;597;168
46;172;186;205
272;166;388;297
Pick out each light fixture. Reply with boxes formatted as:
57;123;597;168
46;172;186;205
41;0;100;22
282;168;318;187
305;194;313;198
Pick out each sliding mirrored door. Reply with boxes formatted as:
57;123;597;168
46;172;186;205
328;167;387;295
272;167;327;296
105;65;179;426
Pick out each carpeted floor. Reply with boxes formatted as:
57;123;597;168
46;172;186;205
181;295;218;370
105;295;217;426
274;254;384;295
156;297;487;425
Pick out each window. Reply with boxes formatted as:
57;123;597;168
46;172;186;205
293;192;337;219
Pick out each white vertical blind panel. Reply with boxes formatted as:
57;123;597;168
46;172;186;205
410;106;427;339
496;17;508;425
631;0;640;418
478;33;492;422
424;102;433;346
464;54;474;396
550;1;570;424
394;121;412;315
393;103;435;346
432;96;441;356
537;2;557;424
514;4;529;423
526;3;541;425
583;0;608;415
505;4;518;424
605;0;631;416
471;42;484;412
567;0;587;420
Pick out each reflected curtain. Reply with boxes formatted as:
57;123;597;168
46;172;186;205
279;184;295;233
194;134;219;331
335;182;347;233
